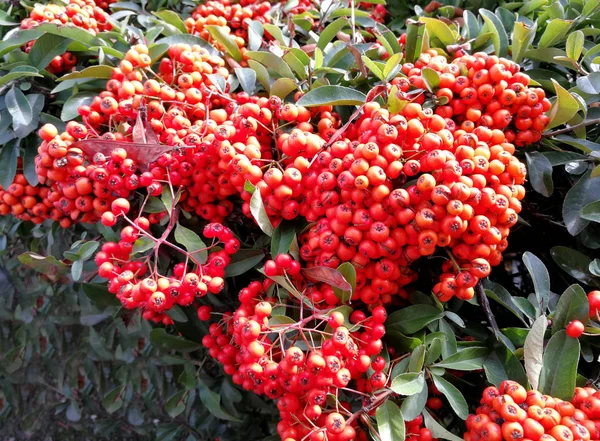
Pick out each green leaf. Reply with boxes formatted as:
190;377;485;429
483;345;528;387
332;262;356;303
539;19;572;48
425;338;443;364
0;66;43;88
270;78;298;99
387;305;444;334
317;18;348;50
553;285;589;334
151;10;187;33
66;401;81;422
405;20;425;63
0;140;18;191
61;92;95;121
566;30;584;61
198;379;242;422
361;55;385;81
246;51;295;79
375;24;402;56
432;374;468;419
421;67;440;92
512;21;537;64
250;190;274;236
433;347;489;371
102;385;126;414
246;20;263;51
525;152;553;197
6;86;32;127
271;221;296;257
390;372;426;396
165;389;188;418
383;52;403;82
28;34;72;71
296;86;366;107
581;200;600;222
524;315;547;390
423;410;464;441
132;236;155;255
547;79;579;130
248;60;270;93
551;246;599;287
376;401;405;441
224;249;265;278
419;17;457;46
539;330;580;400
564;171;600;235
235;67;257;95
166;305;189;323
523;252;550;314
83;283;121;307
400;380;428;421
207;26;242;62
283;51;307;80
174;223;208;264
58;65;114;81
149;328;201;352
408;345;426;372
479;9;509;57
19;251;68;275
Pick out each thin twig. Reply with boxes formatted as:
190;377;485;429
543;117;600;137
475;280;501;339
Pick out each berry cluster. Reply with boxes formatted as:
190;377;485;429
97;213;239;324
201;276;388;441
465;381;600;441
20;0;112;74
0;171;64;226
184;0;271;63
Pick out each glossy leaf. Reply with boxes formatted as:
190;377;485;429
551;246;599;287
250;190;274;236
387;305;444;334
6;86;32;127
149;328;201;352
525;152;554;197
432;374;468;419
523;252;550;314
224;249;265;278
174;223;208;265
539;330;580;400
553;285;589;334
0;140;18;191
376;401;405;441
391;372;425;396
296;86;366;107
433;347;489;371
547;79;580;130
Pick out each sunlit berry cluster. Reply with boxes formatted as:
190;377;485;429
465;381;600;441
201;276;388;441
185;0;271;64
20;0;112;74
97;214;239;325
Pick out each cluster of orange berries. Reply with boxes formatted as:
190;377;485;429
201;274;388;441
20;0;112;74
465;381;600;441
0;170;62;226
185;0;271;64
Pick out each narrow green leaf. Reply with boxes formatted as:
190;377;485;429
547;79;580;130
523;252;550;314
152;10;187;33
434;347;489;371
566;30;585;61
512;21;537;63
419;17;457;46
525;151;553;197
250;190;274;236
432;374;468;419
207;26;242;62
0;140;18;191
539;19;572;48
387;305;444;334
317;18;347;50
6;86;32;127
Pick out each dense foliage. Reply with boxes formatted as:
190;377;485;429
1;0;600;440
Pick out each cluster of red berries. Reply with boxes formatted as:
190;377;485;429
96;215;239;324
201;275;388;441
20;0;112;74
0;171;65;226
465;381;600;441
572;387;600;423
185;0;271;64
